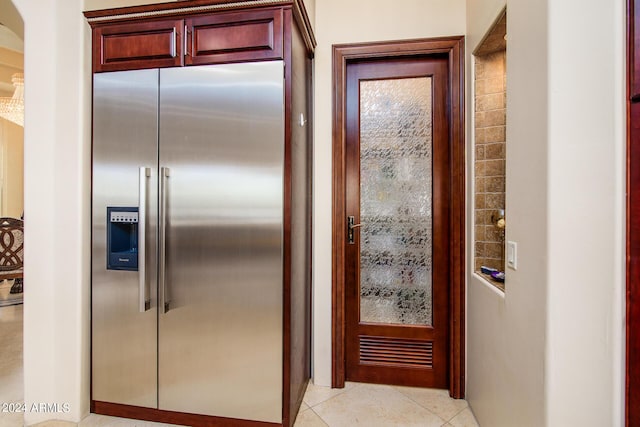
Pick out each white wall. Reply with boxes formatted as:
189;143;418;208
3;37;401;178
302;0;314;29
14;0;92;424
466;0;625;426
545;0;625;425
465;0;548;425
312;0;466;386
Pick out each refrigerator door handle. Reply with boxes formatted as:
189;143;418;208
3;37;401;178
139;167;151;312
159;166;170;313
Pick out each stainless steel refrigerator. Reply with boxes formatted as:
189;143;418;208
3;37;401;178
92;61;285;423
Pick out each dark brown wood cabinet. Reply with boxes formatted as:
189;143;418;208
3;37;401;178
90;7;288;73
92;18;184;72
186;8;284;65
87;2;310;73
85;2;315;427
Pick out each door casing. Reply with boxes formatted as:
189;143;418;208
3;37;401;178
331;37;466;398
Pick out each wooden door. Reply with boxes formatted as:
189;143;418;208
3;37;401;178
343;57;450;388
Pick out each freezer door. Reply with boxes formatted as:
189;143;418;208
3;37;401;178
158;62;284;422
92;70;159;408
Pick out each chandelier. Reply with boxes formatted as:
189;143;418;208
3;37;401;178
0;73;23;127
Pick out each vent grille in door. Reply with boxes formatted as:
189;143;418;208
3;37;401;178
359;336;433;369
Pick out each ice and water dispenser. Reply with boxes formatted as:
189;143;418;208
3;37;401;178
106;207;138;271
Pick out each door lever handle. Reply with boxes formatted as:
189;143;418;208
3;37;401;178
348;215;363;244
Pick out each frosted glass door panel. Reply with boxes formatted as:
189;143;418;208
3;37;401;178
359;77;433;326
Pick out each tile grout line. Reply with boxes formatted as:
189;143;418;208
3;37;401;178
391;387;449;424
308;407;330;427
450;406;480;426
450;404;469;420
303;382;363;410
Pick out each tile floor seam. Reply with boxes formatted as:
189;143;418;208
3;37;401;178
449;404;470;422
305;382;361;409
392;388;449;424
451;407;481;427
395;391;450;423
308;407;330;427
312;387;351;407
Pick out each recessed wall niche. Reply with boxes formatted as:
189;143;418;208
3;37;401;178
474;9;506;289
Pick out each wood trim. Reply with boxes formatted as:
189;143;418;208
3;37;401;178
630;0;637;424
331;36;466;397
632;0;640;101
448;37;466;398
284;9;313;426
331;44;347;385
84;0;289;20
291;0;316;57
84;0;315;56
628;0;640;424
92;401;282;427
627;103;639;427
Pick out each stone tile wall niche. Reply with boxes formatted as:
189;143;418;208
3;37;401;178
474;10;507;283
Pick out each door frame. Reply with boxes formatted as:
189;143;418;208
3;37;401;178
331;36;466;398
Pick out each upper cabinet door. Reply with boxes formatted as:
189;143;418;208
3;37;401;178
93;19;184;72
185;8;283;66
90;8;285;73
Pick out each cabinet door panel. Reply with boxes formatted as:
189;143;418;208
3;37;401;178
94;19;183;72
186;9;283;66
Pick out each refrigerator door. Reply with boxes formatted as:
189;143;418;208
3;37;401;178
92;70;159;407
158;62;284;422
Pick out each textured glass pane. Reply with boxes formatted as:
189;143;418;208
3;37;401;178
359;77;433;326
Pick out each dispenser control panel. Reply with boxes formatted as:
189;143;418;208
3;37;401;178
110;211;138;223
107;207;139;271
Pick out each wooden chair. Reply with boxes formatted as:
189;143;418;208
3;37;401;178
0;217;23;294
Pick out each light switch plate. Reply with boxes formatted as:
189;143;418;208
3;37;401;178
507;241;517;270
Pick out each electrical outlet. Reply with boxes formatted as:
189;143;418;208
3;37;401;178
507;241;517;270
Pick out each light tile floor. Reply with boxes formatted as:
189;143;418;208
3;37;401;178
0;305;479;426
0;304;24;427
296;382;478;427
